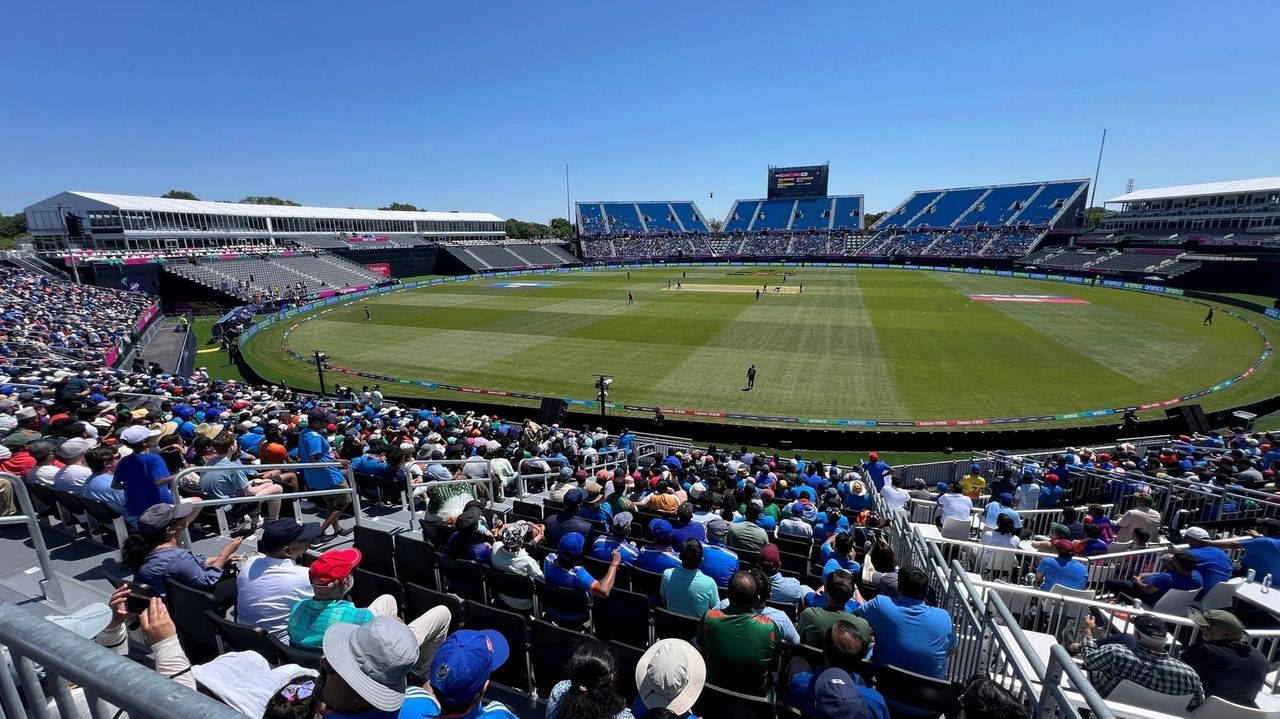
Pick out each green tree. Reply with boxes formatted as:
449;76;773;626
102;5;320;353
1084;206;1113;229
707;218;724;232
863;211;887;228
239;196;301;206
379;202;420;211
548;217;576;239
161;190;200;200
0;212;28;239
506;219;552;239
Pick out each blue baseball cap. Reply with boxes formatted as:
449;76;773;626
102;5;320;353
564;487;587;507
558;531;586;558
814;667;869;719
649;519;673;542
429;630;510;708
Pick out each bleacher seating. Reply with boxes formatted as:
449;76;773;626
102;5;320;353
1017;180;1089;226
636;203;683;233
447;243;579;272
670;201;711;233
577;201;712;235
908;187;987;228
791;197;834;231
163;253;388;300
722;200;761;233
831;196;864;230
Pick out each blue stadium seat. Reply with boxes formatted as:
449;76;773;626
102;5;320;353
670;202;710;233
723;200;761;232
602;203;644;234
878;190;943;229
831;196;863;230
907;187;987;228
751;199;798;231
576;203;607;235
636;203;682;232
955;183;1040;227
791;198;834;231
1016;181;1087;226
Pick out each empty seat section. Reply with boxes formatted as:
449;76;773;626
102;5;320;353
1016;181;1086;226
671;202;709;233
831;196;863;230
602;203;643;234
878;191;942;229
908;188;987;228
751;199;797;231
956;184;1039;227
722;200;760;232
791;198;834;231
636;203;681;232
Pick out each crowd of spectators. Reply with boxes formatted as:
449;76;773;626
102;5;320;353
4;274;1280;716
0;267;155;363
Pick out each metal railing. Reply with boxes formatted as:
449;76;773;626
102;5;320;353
0;473;65;607
168;461;363;548
0;600;245;719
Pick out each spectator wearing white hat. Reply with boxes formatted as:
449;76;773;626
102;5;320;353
632;639;705;718
51;437;96;491
115;424;173;523
318;617;444;719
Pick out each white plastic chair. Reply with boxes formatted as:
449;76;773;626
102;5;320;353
1149;587;1199;617
1196;577;1244;611
1191;695;1280;719
1108;680;1195;714
940;516;973;541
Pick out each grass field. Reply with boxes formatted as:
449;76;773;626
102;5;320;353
243;267;1280;428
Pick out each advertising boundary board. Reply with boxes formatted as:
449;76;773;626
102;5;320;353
240;262;1275;430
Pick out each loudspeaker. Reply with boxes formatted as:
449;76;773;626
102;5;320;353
538;398;568;425
1165;404;1210;435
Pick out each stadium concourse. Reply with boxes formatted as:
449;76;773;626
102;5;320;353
3;271;1280;718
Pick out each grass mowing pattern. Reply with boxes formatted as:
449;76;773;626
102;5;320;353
243;267;1280;427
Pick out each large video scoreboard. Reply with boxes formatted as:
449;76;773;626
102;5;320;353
767;164;829;199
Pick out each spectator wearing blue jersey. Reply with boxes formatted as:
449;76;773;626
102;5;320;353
297;409;351;539
785;621;887;719
543;532;622;623
821;533;862;580
814;507;851;542
700;519;739;588
839;477;873;513
578;481;613;524
854;566;957;680
861;452;892;491
637;519;682;574
669;502;707;546
1038;474;1064;508
116;425;174;523
1036;540;1088;591
982;493;1022;530
589;512;640;566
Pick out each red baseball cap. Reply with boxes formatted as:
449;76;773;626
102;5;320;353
759;544;781;567
868;452;879;461
309;548;362;586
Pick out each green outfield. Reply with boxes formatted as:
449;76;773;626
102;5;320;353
242;267;1280;428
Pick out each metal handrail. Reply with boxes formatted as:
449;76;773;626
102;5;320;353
169;461;363;548
0;600;245;719
0;473;65;607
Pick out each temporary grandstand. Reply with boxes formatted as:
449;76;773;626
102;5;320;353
23;191;507;251
442;241;580;272
867;179;1089;257
1100;176;1280;234
722;194;864;232
575;200;712;235
163;252;391;300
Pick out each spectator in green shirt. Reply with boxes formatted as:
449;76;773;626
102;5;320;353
796;569;870;646
698;570;781;697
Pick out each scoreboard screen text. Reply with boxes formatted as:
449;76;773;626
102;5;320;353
767;164;829;199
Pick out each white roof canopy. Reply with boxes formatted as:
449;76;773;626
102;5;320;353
1106;177;1280;204
28;191;504;223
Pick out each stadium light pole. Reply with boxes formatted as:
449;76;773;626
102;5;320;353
313;350;328;396
565;164;571;224
1088;128;1107;222
594;374;612;418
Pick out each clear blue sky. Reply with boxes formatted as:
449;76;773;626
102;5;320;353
3;1;1278;222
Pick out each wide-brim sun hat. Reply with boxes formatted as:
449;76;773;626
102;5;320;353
635;639;705;714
